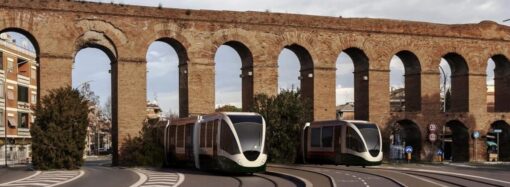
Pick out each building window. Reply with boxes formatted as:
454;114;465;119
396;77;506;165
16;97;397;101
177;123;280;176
18;86;28;103
0;51;3;70
18;112;28;129
0;110;3;127
0;82;4;98
7;117;16;128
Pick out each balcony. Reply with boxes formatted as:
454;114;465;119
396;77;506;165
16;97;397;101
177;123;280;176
17;75;30;86
17;128;30;138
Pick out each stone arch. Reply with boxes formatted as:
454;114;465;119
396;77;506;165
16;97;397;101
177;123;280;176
444;120;470;162
277;43;314;118
441;52;469;112
389;119;422;161
147;37;190;117
73;31;119;163
392;50;422;112
215;40;254;111
489;55;510;112
0;27;40;55
73;31;118;61
338;47;369;120
488;120;510;161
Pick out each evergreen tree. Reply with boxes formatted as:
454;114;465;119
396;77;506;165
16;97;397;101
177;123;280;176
251;89;312;163
31;86;89;170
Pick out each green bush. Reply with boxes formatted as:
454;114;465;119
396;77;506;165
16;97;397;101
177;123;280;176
31;86;88;170
119;122;164;167
251;89;312;164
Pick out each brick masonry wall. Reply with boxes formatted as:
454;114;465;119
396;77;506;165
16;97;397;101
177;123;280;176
1;0;509;162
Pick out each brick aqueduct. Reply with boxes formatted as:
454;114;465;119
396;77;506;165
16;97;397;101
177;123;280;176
2;0;510;164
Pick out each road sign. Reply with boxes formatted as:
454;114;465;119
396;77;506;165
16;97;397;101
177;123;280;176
436;149;443;156
429;124;437;132
472;131;480;139
405;146;413;153
429;133;437;142
494;129;502;133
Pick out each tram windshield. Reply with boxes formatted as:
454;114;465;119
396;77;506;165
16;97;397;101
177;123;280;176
353;123;380;152
228;115;263;152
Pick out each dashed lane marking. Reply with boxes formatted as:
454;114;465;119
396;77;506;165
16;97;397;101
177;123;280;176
0;170;84;187
130;169;184;187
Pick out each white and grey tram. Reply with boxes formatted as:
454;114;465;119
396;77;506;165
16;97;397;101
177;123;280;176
158;112;267;173
302;120;382;166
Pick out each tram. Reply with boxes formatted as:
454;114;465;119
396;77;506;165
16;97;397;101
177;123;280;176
157;112;267;173
302;120;382;166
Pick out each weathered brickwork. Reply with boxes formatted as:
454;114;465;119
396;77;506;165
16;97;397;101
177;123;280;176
1;0;510;163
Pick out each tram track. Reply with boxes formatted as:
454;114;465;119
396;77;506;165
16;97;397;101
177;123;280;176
268;164;336;187
375;167;510;187
302;165;406;187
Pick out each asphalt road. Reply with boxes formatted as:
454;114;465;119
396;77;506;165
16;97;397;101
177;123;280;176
1;160;510;187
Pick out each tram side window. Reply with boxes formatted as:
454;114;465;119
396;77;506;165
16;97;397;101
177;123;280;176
170;126;176;146
346;127;366;152
220;120;240;155
311;128;321;147
207;121;213;148
322;127;334;148
177;125;184;147
213;120;218;146
200;123;206;147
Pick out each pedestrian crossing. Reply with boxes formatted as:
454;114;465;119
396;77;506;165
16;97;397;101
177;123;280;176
131;169;184;187
0;170;84;187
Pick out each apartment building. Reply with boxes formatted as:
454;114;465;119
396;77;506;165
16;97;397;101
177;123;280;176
0;33;37;164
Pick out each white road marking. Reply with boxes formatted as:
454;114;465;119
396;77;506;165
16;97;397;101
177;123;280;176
130;169;184;187
0;170;84;187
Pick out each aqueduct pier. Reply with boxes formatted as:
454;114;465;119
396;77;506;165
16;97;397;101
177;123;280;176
2;0;510;163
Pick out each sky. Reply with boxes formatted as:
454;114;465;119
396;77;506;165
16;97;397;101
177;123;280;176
5;0;509;114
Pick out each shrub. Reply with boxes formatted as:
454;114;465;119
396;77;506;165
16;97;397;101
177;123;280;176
119;121;164;167
251;89;312;164
31;86;88;170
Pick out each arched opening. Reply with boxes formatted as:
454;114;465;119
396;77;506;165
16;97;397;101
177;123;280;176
488;120;510;161
389;51;421;112
336;48;369;120
487;55;510;112
277;44;314;117
0;29;39;164
214;41;253;112
444;120;470;162
440;53;469;112
335;52;355;120
73;44;116;158
146;38;188;118
389;120;422;161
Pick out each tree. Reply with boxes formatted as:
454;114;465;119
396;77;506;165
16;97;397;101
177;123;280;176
78;82;99;106
250;89;312;163
215;104;242;112
102;96;112;121
31;86;89;170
